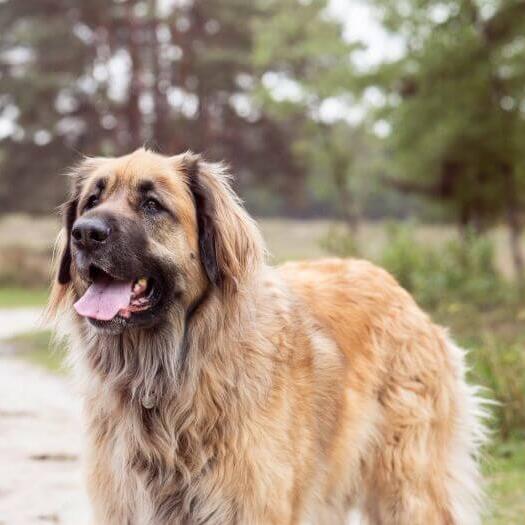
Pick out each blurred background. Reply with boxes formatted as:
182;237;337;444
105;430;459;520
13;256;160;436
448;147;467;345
0;0;524;523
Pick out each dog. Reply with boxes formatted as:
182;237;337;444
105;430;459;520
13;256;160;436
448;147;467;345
49;148;487;524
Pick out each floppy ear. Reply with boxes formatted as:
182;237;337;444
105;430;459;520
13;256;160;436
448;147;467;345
184;154;221;287
177;152;265;296
57;197;78;285
46;196;77;319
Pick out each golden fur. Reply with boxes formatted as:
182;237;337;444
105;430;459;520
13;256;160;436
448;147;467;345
49;149;487;524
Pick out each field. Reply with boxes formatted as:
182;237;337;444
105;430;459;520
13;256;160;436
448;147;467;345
1;213;524;524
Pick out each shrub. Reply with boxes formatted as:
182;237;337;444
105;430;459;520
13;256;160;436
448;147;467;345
0;245;53;287
378;223;506;310
318;224;359;258
470;337;525;440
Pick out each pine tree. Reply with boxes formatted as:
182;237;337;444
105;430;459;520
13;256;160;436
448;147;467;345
368;0;525;279
1;0;356;216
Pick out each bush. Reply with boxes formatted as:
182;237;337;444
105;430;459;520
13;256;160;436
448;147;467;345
318;224;359;258
0;214;57;287
379;223;506;310
321;221;508;309
0;245;53;288
470;336;525;440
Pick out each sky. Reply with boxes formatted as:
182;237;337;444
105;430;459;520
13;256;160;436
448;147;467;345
315;0;404;129
328;0;404;68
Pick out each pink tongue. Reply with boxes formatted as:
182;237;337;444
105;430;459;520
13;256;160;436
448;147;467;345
74;279;133;321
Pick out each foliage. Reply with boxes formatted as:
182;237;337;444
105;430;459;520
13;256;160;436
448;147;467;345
318;223;360;257
368;0;525;277
320;221;506;309
471;337;525;440
0;0;360;217
252;0;360;211
379;223;505;309
369;0;525;217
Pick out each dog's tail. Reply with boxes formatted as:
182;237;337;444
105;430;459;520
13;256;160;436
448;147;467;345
443;337;492;525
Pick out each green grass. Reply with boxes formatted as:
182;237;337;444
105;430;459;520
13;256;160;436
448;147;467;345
0;287;48;308
485;440;525;524
6;329;66;373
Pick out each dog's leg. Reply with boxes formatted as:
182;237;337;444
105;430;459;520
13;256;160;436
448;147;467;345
362;338;487;525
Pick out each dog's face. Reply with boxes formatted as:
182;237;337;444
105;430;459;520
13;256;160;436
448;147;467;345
54;149;223;334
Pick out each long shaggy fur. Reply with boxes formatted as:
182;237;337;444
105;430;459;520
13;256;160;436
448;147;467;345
49;149;488;525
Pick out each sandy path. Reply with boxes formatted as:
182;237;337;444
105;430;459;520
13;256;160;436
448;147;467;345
0;308;45;339
0;309;90;525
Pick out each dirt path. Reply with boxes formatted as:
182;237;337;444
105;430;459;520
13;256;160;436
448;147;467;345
0;309;90;525
0;308;45;339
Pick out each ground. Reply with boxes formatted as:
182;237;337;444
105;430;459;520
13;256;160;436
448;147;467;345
0;309;90;525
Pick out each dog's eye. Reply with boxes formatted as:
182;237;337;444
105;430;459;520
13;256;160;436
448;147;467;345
142;198;162;214
84;195;99;212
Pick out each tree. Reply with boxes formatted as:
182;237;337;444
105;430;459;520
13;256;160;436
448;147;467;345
251;0;361;214
0;0;358;218
368;0;525;280
0;0;109;212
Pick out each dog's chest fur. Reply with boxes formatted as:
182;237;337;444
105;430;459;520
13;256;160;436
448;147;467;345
78;302;287;525
85;376;240;524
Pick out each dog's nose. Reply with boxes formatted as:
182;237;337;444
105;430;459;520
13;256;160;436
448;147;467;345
71;217;111;251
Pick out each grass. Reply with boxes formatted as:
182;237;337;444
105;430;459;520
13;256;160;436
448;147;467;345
485;441;525;524
0;286;49;308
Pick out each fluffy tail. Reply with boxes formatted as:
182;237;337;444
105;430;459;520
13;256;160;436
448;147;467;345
444;338;492;525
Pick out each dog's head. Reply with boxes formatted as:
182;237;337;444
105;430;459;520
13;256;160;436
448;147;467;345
49;149;263;334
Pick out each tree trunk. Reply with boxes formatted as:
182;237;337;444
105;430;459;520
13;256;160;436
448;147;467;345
125;0;143;150
469;3;525;283
148;0;169;150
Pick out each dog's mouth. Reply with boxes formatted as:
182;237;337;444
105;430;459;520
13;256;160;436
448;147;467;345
74;264;162;327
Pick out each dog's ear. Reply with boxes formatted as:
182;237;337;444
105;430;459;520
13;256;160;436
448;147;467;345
177;152;265;296
57;197;78;285
182;153;221;287
55;157;100;285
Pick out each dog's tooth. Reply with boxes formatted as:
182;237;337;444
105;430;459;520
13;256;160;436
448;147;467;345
133;278;148;295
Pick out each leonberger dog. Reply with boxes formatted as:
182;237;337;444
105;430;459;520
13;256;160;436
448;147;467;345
49;148;487;525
